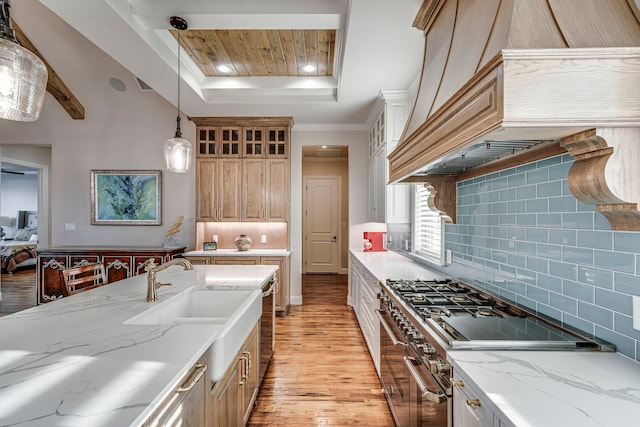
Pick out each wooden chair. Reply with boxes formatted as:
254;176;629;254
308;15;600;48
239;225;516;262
60;263;107;297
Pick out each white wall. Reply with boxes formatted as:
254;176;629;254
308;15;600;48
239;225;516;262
0;0;197;249
2;1;373;308
290;129;368;304
0;174;38;218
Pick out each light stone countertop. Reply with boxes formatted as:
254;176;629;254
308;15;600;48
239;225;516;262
349;248;640;427
447;351;640;427
184;249;291;257
0;264;277;427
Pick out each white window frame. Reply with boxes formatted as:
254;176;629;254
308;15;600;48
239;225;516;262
412;183;445;266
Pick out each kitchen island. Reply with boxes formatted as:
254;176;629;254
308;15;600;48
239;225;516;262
350;249;640;427
0;264;277;426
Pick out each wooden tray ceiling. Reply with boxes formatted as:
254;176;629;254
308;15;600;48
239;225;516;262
173;29;336;77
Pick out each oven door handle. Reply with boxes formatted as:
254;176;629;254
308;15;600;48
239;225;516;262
375;309;407;349
403;356;447;404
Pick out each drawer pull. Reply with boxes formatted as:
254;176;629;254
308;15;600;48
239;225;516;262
175;364;207;393
450;379;464;387
466;398;481;407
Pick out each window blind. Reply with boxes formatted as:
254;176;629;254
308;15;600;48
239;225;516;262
413;184;444;264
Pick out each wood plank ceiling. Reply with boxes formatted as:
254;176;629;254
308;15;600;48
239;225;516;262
173;29;336;77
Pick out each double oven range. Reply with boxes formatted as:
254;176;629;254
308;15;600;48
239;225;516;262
377;278;614;427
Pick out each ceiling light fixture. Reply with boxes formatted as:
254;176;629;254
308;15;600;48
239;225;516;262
0;0;47;121
163;16;192;173
303;64;315;73
217;64;232;74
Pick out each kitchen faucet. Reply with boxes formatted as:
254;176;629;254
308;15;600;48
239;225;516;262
146;258;193;302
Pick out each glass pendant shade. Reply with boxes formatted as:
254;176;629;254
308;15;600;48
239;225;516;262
0;28;47;122
164;132;192;173
163;15;192;173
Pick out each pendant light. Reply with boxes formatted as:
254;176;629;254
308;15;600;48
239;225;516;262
163;16;192;173
0;0;48;122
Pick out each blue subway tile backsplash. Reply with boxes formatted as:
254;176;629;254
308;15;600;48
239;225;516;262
414;154;640;362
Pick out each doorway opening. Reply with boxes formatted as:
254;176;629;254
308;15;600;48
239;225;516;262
0;145;51;312
301;145;349;274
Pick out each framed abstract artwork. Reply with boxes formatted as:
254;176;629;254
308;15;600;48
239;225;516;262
90;170;161;225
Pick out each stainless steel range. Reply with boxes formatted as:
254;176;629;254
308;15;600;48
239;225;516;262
377;278;614;427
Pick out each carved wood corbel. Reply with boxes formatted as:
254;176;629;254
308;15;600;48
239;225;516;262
403;175;456;223
560;128;640;231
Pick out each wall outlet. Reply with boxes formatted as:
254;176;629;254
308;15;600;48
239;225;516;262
261;234;267;243
404;240;409;251
633;296;640;332
445;249;452;265
212;235;218;242
65;223;76;231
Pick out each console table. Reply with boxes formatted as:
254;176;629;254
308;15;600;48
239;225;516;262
36;246;186;303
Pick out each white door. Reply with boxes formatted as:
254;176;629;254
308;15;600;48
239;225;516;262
304;177;340;273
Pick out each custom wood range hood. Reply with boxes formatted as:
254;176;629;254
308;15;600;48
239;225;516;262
388;0;640;230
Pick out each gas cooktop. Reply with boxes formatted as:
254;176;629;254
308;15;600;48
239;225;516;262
385;279;615;351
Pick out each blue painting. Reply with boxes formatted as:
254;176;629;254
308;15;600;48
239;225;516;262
91;170;161;225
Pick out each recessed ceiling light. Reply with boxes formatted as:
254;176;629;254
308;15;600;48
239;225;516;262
217;65;232;74
303;64;315;73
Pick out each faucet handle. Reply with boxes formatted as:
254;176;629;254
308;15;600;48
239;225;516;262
146;258;157;272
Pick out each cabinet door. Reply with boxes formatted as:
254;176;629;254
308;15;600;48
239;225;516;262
210;361;241;427
212;257;260;265
243;127;265;158
196;159;218;221
220;126;241;157
368;155;378;221
265;160;289;222
242;159;266;221
452;379;492;427
197;126;219;157
262;256;289;315
218;159;242;221
374;150;386;222
103;256;131;282
38;256;67;303
241;324;260;424
148;352;209;427
266;127;288;158
185;256;210;265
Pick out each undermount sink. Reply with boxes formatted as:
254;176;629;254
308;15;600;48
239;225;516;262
125;287;262;381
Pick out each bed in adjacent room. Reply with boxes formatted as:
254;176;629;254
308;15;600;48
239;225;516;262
1;211;38;273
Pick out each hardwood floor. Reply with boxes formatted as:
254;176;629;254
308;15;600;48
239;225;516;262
248;273;394;427
0;267;37;316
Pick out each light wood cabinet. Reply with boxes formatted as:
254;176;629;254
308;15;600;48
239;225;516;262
210;322;259;427
265;160;289;222
146;351;209;427
196;158;242;222
193;117;293;223
211;256;260;266
242;159;266;221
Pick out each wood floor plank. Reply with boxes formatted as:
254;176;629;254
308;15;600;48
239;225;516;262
0;267;37;316
247;274;394;427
